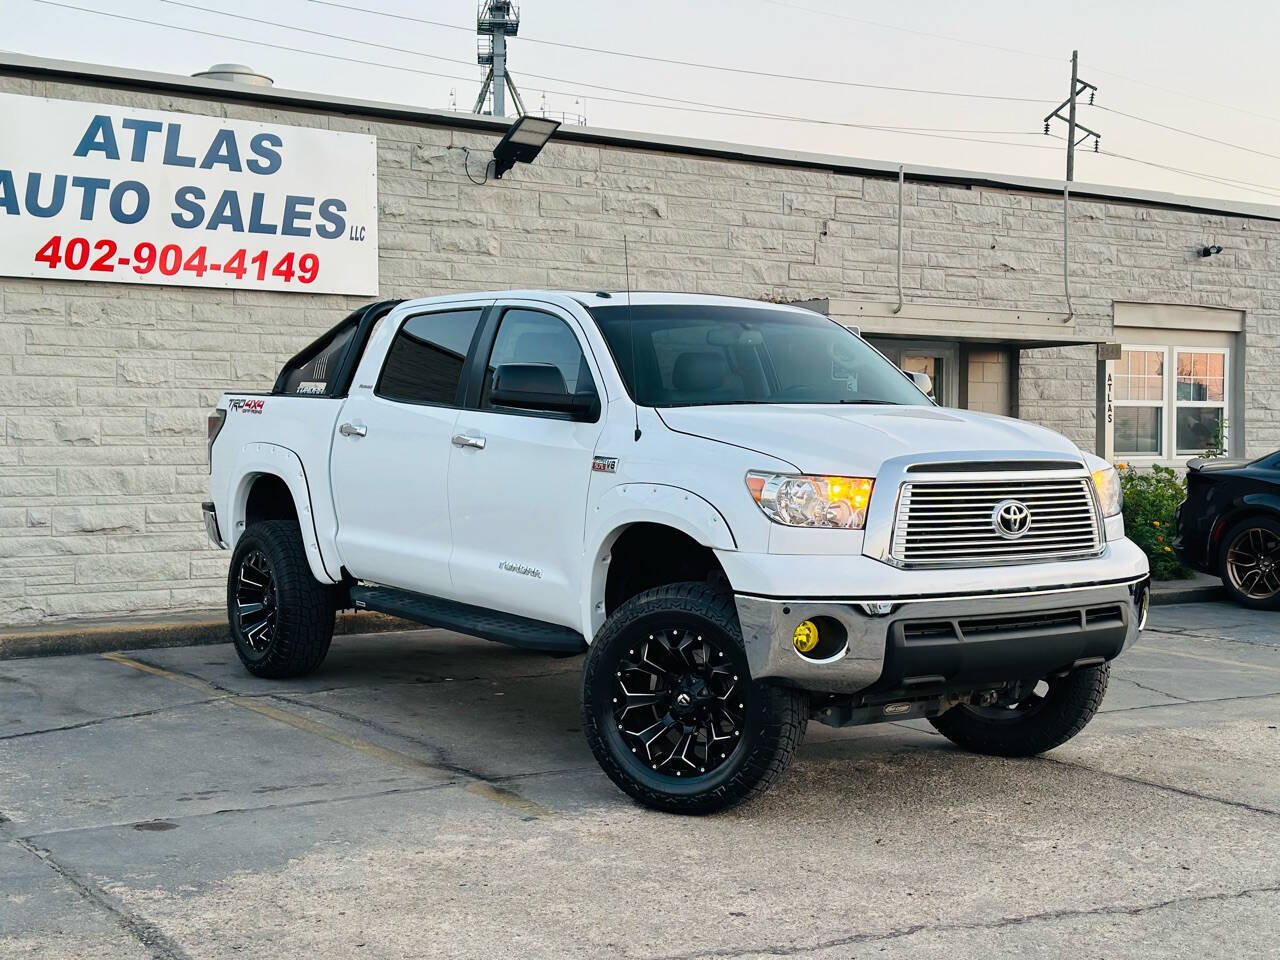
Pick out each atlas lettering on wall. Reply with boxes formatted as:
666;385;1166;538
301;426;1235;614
0;93;378;294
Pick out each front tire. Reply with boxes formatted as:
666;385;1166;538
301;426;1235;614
928;664;1109;757
228;519;335;678
581;582;806;814
1218;516;1280;611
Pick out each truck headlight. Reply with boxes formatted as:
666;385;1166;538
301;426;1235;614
1091;464;1123;518
745;472;874;529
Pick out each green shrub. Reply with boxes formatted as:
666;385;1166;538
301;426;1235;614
1116;462;1192;580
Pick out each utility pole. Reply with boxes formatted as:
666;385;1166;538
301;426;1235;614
1043;50;1099;181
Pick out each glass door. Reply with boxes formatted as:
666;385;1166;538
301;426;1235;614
866;338;959;407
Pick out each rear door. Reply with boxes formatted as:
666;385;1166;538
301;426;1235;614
447;302;606;627
329;302;489;594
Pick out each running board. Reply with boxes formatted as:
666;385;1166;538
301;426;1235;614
349;584;586;654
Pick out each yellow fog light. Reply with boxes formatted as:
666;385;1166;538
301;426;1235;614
793;620;819;654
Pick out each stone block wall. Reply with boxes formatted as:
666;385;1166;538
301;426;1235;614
2;71;1278;625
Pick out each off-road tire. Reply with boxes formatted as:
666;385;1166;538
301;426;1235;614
228;519;335;678
928;664;1109;757
1217;516;1280;611
582;582;806;814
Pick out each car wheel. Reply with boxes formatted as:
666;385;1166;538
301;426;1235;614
581;582;807;814
928;664;1109;757
1218;516;1280;611
228;519;335;678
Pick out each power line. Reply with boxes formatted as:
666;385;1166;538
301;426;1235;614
1085;64;1280;127
759;0;1280;129
1093;104;1280;162
303;0;1057;104
759;0;1063;64
38;1;1054;151
21;3;1277;202
1098;150;1280;200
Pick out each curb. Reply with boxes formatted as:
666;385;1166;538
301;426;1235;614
0;610;420;661
1150;577;1227;606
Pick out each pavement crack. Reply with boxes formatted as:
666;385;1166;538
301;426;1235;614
0;698;227;742
1044;755;1280;819
1111;675;1190;701
649;882;1280;959
1101;690;1280;714
266;692;506;785
12;837;193;960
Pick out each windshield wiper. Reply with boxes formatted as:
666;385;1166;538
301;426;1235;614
838;399;902;405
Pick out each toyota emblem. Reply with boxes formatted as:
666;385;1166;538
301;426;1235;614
992;499;1031;539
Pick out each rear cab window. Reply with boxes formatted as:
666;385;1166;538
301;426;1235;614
376;308;485;406
278;321;356;396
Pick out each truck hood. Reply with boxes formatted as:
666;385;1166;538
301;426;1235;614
658;404;1082;475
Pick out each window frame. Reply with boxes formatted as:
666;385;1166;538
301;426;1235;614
272;300;403;399
1172;346;1229;457
1112;343;1231;462
464;303;602;422
372;304;490;409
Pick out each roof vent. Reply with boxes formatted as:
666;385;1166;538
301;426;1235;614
192;63;274;87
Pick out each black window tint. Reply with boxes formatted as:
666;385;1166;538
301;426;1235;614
280;322;355;395
377;309;483;405
482;309;594;407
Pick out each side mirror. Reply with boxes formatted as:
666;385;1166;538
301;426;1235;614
490;363;599;421
907;370;933;396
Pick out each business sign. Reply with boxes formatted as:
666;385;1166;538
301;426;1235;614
0;93;378;294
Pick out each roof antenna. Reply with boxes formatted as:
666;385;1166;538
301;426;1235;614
624;235;641;441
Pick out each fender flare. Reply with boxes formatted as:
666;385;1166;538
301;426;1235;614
579;483;737;641
230;442;340;584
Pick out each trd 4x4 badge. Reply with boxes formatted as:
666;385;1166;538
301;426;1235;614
228;398;265;415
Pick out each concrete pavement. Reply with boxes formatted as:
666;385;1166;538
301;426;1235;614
2;601;1278;959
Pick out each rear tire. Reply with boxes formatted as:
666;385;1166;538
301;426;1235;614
582;582;806;814
928;664;1109;757
228;519;335;678
1218;516;1280;611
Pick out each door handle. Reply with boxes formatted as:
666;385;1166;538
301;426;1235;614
339;422;367;438
451;433;486;449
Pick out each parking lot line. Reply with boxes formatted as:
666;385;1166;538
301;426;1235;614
100;652;554;818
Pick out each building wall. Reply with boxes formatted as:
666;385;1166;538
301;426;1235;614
966;349;1011;417
2;72;1279;625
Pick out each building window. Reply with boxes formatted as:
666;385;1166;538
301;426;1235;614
1113;345;1228;460
1113;347;1165;457
1174;349;1227;455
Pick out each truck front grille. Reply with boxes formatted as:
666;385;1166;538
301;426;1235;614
889;476;1103;567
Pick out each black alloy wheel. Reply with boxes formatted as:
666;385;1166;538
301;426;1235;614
613;626;746;778
226;520;335;678
234;549;279;657
582;582;806;814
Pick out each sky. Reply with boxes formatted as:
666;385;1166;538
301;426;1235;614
6;0;1280;206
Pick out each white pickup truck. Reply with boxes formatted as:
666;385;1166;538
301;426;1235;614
205;291;1149;813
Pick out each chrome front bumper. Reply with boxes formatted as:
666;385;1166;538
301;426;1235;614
735;577;1150;694
202;501;227;549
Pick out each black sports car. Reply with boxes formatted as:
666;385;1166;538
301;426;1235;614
1175;451;1280;609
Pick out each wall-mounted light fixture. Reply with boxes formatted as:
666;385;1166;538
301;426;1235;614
491;115;560;179
1199;244;1224;257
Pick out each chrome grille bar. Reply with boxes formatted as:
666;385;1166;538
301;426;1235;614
889;474;1103;567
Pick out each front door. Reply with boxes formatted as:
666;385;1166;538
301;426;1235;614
329;304;488;595
447;303;606;628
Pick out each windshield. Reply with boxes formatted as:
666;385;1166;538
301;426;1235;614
588;303;930;408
